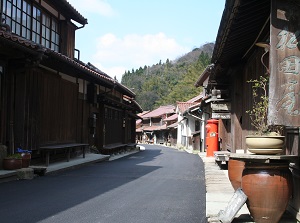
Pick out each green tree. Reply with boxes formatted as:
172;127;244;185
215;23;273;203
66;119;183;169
121;42;214;111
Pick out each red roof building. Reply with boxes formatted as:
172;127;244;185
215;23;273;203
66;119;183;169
142;105;175;119
136;105;175;144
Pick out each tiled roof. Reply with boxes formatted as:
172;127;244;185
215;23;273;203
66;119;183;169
137;111;150;117
195;64;215;87
0;31;38;49
188;102;202;111
52;0;88;25
46;49;115;83
211;0;270;67
186;93;204;103
45;49;137;98
177;102;198;114
167;122;178;129
0;30;142;111
164;113;178;121
143;125;160;131
123;95;142;112
142;105;175;118
143;124;167;131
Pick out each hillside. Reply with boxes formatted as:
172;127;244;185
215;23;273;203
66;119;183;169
121;42;214;111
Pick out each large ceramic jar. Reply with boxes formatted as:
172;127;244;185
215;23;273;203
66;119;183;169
21;153;31;168
3;158;22;170
241;162;292;223
228;159;245;190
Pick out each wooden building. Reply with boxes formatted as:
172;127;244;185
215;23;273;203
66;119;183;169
136;111;149;143
196;0;300;219
176;101;199;150
164;113;177;146
0;0;142;164
176;94;205;151
138;105;175;144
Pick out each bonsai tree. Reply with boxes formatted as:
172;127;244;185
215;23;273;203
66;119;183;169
246;75;283;136
246;75;269;135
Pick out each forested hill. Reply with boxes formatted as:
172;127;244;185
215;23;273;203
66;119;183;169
121;42;214;111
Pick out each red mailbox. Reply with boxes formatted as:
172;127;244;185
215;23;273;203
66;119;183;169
205;119;219;157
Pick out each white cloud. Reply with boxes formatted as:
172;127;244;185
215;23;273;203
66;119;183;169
67;0;116;17
102;66;127;81
91;32;189;82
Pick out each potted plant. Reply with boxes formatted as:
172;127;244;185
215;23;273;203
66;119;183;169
245;75;285;154
3;153;22;170
17;147;32;168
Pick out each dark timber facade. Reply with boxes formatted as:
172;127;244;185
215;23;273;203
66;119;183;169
0;0;142;163
196;0;300;219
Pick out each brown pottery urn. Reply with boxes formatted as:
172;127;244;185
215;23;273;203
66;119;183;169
241;162;293;223
21;153;31;168
228;159;245;191
3;158;22;170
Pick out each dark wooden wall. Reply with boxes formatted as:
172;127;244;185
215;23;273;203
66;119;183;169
0;64;8;146
125;116;133;144
285;127;300;155
60;21;76;59
219;119;231;151
218;0;300;155
14;68;81;149
39;72;78;144
218;49;267;152
1;63;138;154
169;129;177;147
192;132;200;151
103;106;123;145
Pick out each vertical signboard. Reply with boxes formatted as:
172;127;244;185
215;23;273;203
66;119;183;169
269;0;300;126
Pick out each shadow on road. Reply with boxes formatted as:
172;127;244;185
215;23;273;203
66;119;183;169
0;146;164;222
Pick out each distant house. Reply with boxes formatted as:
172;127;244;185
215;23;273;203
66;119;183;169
136;111;150;143
176;94;204;151
0;0;142;165
138;105;175;144
164;113;178;146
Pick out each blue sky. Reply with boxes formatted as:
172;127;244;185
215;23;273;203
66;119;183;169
67;0;225;81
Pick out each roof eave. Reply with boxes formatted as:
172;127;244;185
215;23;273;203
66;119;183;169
195;64;215;87
50;0;88;25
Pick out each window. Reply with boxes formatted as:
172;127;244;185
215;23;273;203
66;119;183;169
2;0;60;51
31;5;41;44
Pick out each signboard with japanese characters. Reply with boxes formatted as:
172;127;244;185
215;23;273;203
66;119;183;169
269;0;300;125
212;112;231;119
211;103;231;111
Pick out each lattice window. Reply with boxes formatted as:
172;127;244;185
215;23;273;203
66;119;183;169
2;0;60;51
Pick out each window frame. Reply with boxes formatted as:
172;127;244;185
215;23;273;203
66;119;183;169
1;0;60;51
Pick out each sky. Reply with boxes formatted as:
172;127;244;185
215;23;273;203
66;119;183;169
67;0;225;81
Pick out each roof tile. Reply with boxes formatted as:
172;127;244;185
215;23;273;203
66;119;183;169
177;102;197;113
142;105;175;118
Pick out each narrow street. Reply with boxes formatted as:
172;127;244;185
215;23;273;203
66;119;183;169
0;145;206;223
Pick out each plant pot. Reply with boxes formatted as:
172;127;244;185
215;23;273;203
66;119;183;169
21;153;31;168
245;135;285;155
3;158;22;170
241;162;292;223
228;159;245;190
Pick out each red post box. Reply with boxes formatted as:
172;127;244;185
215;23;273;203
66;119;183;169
205;119;219;157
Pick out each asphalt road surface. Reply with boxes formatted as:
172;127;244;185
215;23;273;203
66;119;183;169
0;144;206;223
